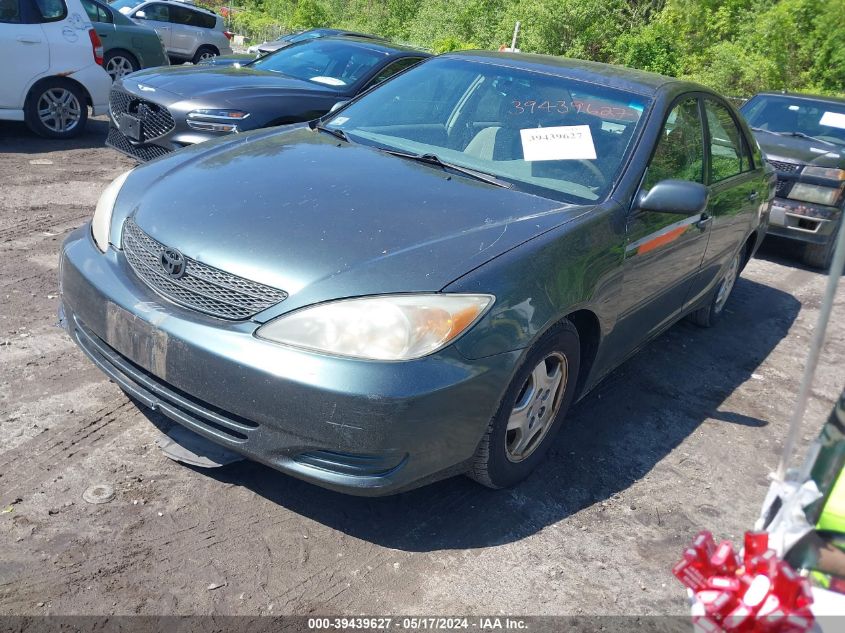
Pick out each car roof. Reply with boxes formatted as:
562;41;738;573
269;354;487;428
751;91;845;106
315;35;430;57
439;51;696;97
139;0;218;16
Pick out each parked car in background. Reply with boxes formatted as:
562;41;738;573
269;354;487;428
62;53;772;495
110;0;232;64
247;27;385;56
0;0;111;138
106;36;428;161
81;0;167;80
741;92;845;269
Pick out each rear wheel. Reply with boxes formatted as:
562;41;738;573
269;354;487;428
468;321;580;489
104;50;139;81
192;46;218;64
24;79;88;139
690;249;742;328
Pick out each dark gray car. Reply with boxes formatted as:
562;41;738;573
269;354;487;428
106;36;429;161
741;92;845;269
63;53;771;495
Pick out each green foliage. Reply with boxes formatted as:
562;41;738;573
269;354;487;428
214;0;844;97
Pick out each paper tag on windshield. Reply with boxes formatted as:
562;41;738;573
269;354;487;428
520;125;597;161
819;111;845;130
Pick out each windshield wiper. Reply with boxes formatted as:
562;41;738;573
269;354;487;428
313;123;349;143
378;148;512;189
785;131;835;146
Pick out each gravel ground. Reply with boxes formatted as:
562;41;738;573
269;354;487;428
0;117;843;617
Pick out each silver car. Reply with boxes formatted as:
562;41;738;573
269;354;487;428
111;0;233;64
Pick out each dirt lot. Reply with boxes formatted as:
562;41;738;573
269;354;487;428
0;117;843;617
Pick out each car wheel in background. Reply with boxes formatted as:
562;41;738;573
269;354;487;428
104;50;139;81
24;79;88;139
803;231;838;270
690;249;743;328
468;321;580;489
192;46;218;64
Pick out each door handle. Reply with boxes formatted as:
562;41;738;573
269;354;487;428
695;213;712;230
748;191;759;201
17;36;42;43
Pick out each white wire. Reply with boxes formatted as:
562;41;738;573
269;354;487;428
776;218;845;482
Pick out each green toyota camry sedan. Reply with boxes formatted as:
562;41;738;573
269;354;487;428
82;0;168;80
60;52;773;495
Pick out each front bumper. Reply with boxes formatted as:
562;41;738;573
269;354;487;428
766;197;842;245
60;226;519;495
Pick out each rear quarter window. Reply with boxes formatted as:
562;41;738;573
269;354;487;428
188;8;215;29
32;0;66;22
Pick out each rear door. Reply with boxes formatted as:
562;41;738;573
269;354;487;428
0;0;48;109
618;95;711;343
684;97;763;309
167;4;198;57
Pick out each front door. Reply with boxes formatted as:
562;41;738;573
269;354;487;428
614;96;711;354
134;2;170;50
0;0;48;109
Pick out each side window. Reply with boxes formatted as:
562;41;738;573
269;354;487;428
168;5;191;25
704;99;751;182
643;97;705;190
32;0;66;21
81;0;110;23
97;3;112;22
192;10;216;29
0;0;22;23
368;58;423;88
141;2;168;22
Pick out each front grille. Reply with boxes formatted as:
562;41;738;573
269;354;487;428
775;178;792;197
109;88;175;142
107;127;172;163
122;218;287;320
767;159;803;174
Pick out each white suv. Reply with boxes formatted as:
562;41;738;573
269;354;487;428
0;0;112;138
111;0;232;64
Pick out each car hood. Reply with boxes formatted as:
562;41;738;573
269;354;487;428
122;66;337;101
122;127;586;319
752;129;845;168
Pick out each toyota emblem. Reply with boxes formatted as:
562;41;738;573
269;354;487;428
160;248;186;278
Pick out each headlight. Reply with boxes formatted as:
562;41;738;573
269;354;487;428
91;170;132;253
256;294;494;361
803;166;845;181
186;110;250;132
788;182;842;206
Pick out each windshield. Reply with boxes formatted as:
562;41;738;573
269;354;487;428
251;40;386;89
324;57;650;203
742;95;845;146
110;0;142;11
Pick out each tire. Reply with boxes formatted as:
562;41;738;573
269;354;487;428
24;78;88;139
803;238;836;270
104;50;139;81
192;46;218;65
467;320;580;489
689;249;742;328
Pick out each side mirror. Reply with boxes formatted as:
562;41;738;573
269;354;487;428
636;179;709;215
134;10;146;19
329;100;349;114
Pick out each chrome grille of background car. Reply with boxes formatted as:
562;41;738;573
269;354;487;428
775;179;792;197
109;88;176;142
122;219;287;320
107;128;172;162
767;159;803;174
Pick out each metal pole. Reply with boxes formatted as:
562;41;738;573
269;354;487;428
510;21;520;51
776;219;845;482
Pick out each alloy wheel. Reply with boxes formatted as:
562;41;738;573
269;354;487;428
198;51;216;62
505;352;568;462
37;89;82;134
105;56;135;80
714;252;741;314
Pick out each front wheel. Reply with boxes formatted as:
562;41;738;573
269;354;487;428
192;46;217;64
24;79;88;139
689;249;742;328
104;50;139;81
467;321;580;489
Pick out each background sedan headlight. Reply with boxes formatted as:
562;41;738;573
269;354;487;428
256;294;494;361
802;166;845;181
91;170;132;253
788;182;842;206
